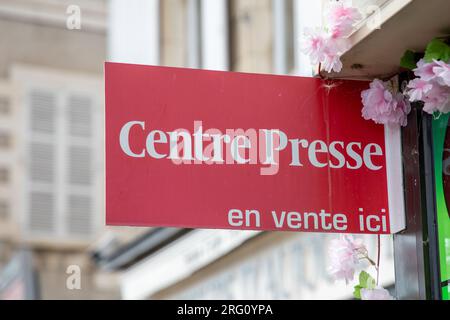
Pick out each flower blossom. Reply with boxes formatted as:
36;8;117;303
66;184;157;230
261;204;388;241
413;59;440;81
361;287;394;300
406;79;433;101
301;3;361;73
433;60;450;86
407;59;450;115
421;84;450;114
321;38;349;73
302;28;328;65
328;235;366;284
361;79;411;127
302;30;349;73
328;2;363;38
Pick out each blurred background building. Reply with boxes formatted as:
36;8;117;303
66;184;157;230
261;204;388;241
0;0;120;299
0;0;401;299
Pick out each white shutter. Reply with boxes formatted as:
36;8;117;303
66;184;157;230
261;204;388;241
29;91;56;134
67;195;92;235
68;95;92;137
27;89;57;236
14;66;103;244
65;93;96;237
30;142;54;183
29;191;54;233
68;146;91;185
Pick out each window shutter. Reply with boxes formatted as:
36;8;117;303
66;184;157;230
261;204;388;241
65;94;95;237
68;146;91;186
29;91;55;134
20;72;102;243
67;195;92;235
29;192;54;233
68;95;92;137
27;90;56;236
30;142;54;183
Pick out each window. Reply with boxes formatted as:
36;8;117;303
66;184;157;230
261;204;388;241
0;168;9;183
25;88;98;238
0;96;9;115
20;81;102;240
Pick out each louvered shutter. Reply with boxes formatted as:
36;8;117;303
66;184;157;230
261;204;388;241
17;67;103;243
27;90;56;235
65;94;94;237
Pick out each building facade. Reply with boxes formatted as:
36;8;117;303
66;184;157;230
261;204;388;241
0;0;118;299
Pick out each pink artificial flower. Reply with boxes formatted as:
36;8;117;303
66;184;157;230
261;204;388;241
421;83;450;114
413;59;440;81
321;38;349;73
322;52;343;73
392;92;412;126
302;3;360;73
302;28;328;65
407;79;433;102
360;287;394;300
328;235;366;284
328;3;362;38
361;79;411;127
433;60;450;87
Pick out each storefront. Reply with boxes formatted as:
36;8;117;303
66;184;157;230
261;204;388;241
99;0;450;300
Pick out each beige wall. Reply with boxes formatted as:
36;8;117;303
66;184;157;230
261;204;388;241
0;1;107;78
160;0;188;68
229;0;273;73
0;19;106;78
34;249;119;299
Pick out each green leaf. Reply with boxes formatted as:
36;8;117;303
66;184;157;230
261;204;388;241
359;271;370;288
353;285;363;299
400;50;417;70
424;39;450;63
358;271;376;289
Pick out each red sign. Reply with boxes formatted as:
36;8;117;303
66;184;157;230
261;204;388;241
105;62;405;234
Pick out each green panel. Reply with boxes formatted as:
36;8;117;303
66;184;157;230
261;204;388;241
432;113;450;300
444;286;449;300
